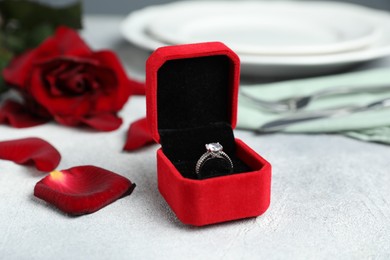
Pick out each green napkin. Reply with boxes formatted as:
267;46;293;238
238;67;390;144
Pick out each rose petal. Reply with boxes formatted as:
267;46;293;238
52;26;92;57
52;113;122;131
123;117;155;151
79;113;123;131
54;113;122;132
2;50;36;88
0;137;61;171
0;100;50;128
34;165;136;215
33;26;91;61
90;51;132;111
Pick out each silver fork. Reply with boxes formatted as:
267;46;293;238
256;97;390;133
240;84;390;113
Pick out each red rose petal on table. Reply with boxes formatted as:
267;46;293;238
0;100;49;128
123;117;155;151
0;137;61;171
34;165;136;215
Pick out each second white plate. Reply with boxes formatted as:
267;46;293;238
147;3;379;55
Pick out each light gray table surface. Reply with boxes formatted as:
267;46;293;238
0;16;390;259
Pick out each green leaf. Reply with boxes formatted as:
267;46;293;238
0;0;82;30
0;0;82;53
26;24;55;49
2;32;25;53
0;46;12;94
0;76;6;94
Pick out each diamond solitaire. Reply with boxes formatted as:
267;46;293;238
205;142;223;152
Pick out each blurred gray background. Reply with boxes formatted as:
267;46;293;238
38;0;390;14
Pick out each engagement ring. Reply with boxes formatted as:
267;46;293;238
195;142;233;177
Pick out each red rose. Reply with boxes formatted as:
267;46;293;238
2;26;133;131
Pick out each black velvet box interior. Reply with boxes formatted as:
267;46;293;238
157;55;250;179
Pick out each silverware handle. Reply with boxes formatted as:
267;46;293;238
240;90;288;112
313;84;390;100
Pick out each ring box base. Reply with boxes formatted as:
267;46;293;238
157;139;271;226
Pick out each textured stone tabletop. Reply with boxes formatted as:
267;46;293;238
0;16;389;259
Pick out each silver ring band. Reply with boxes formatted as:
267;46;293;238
195;142;233;177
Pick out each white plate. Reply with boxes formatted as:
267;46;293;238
120;1;390;77
147;5;379;55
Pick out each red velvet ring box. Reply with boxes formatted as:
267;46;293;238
146;42;271;226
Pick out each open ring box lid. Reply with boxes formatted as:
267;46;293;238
146;42;271;226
